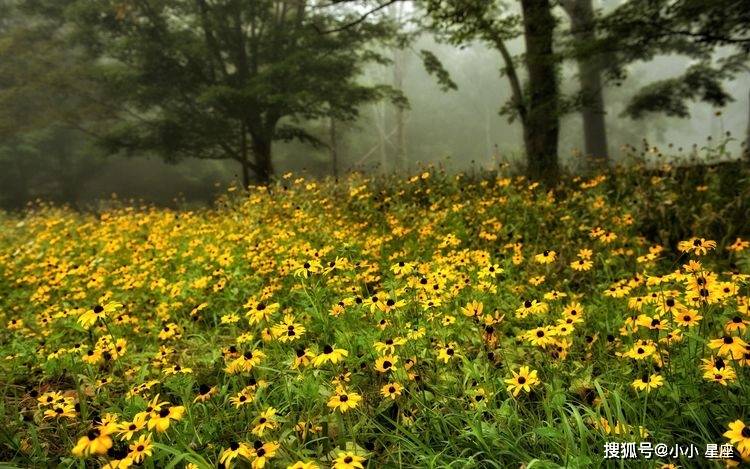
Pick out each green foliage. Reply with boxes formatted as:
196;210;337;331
599;0;750;119
419;50;457;92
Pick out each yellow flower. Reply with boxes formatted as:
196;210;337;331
127;433;153;463
504;366;540;397
436;342;460;363
723;420;750;458
327;386;362;413
220;441;254;467
313;345;348;367
374;355;398;373
250;440;279;468
43;402;76;420
72;426;114;457
252;407;279;436
287;462;320;469
677;237;716;255
631;374;665;393
147;405;185;432
460;300;483;318
118;414;148;440
380;382;403;399
77;302;122;329
534;250;557;264
708;336;748;359
333;451;366;469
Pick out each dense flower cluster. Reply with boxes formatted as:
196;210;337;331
1;169;749;467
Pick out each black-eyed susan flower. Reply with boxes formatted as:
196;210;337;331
631;374;665;393
127;433;153;463
77;302;122;329
147;404;185;432
117;414;147;440
332;451;366;469
249;440;280;468
534;250;557;264
287;461;320;469
43;402;76;420
703;366;736;385
380;382;403;399
72;426;114;457
193;384;218;403
313;345;348;367
678;237;717;255
460;300;483;318
723;420;750;458
708;336;748;359
504;366;540;397
374;355;398;373
219;441;253;467
230;388;255;408
436;342;460;363
327;386;362;413
252;407;279;436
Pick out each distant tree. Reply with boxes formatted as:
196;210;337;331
0;1;112;208
599;0;750;121
31;0;403;187
560;0;609;164
421;0;561;182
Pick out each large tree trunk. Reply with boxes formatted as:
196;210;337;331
561;0;609;165
520;0;560;182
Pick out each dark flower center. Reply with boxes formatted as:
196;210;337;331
94;305;104;313
339;394;349;402
230;442;239;451
159;408;170;417
344;456;353;463
323;345;333;354
518;377;526;384
388;386;396;393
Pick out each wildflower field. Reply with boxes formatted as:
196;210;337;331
2;164;750;468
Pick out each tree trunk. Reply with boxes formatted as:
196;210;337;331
330;117;339;179
520;0;560;182
238;160;250;189
562;0;609;165
252;138;273;184
745;88;750;160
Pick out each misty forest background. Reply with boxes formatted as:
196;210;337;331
1;0;749;210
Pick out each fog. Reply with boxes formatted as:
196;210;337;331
1;12;748;209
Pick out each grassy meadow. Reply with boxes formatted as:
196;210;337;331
2;161;750;468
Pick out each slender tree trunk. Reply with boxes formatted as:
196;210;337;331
252;138;273;184
520;0;560;182
391;2;407;172
393;48;406;172
561;0;609;165
240;160;251;189
745;88;750;160
330;117;339;179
